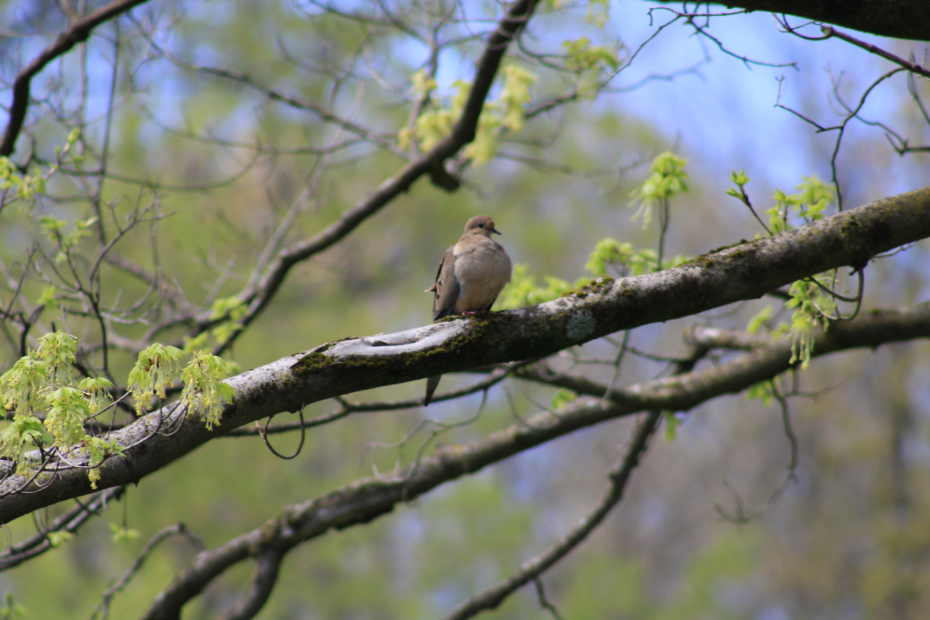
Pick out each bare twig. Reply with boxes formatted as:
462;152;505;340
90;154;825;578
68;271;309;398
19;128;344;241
441;340;711;619
257;408;306;460
0;486;126;571
441;410;663;620
91;522;204;620
1;0;151;157
203;0;541;353
715;381;799;522
820;26;930;80
134;305;930;618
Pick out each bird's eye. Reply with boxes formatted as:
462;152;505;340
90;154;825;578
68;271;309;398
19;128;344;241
478;223;484;228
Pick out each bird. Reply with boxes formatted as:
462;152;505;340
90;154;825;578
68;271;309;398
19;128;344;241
423;215;512;406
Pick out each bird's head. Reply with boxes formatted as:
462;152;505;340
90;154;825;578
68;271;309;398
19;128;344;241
463;215;501;237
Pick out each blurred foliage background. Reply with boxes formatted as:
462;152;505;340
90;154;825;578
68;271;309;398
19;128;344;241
0;0;929;618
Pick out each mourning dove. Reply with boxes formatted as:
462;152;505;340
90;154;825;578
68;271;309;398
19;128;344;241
423;215;512;405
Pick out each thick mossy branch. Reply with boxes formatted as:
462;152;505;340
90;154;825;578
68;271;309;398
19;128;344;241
141;301;930;619
0;186;928;523
654;0;930;41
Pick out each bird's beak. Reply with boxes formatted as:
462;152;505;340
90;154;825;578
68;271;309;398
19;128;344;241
491;228;502;235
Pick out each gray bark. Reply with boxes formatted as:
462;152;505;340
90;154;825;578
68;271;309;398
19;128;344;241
0;185;928;524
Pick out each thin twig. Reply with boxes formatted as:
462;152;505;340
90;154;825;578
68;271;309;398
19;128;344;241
821;26;930;80
1;0;151;156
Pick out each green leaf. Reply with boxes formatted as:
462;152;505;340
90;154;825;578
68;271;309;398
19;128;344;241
39;215;67;242
585;238;633;277
48;531;73;548
630;152;689;228
729;169;749;186
562;37;619;72
109;523;140;544
129;343;186;413
180;351;235;431
585;0;610;27
551;389;578;410
747;306;772;334
664;412;681;441
746;382;775;407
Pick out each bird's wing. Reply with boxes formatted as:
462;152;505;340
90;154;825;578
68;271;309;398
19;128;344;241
431;246;459;321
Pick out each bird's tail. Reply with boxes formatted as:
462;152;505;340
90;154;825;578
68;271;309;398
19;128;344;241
424;375;442;406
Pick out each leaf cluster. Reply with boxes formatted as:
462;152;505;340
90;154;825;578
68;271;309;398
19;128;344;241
399;64;537;165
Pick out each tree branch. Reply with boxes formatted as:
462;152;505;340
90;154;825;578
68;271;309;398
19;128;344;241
0;186;927;524
442;343;709;620
218;547;285;620
443;410;663;620
139;300;930;619
652;0;930;41
91;522;203;620
0;485;125;571
202;0;540;352
820;26;930;79
0;0;151;157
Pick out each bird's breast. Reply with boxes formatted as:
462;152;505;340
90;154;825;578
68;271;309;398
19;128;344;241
451;239;512;313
